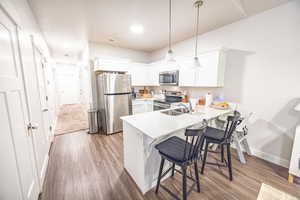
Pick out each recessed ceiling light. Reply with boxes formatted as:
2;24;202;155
130;24;144;34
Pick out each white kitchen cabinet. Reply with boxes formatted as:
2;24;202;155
129;65;147;86
145;100;154;112
178;49;226;87
93;58;130;72
179;67;196;87
146;63;159;86
132;99;153;114
94;49;226;87
129;64;159;86
195;50;226;87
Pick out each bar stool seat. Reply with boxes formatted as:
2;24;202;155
203;127;225;142
155;136;193;163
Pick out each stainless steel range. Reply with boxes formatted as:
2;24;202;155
153;93;183;111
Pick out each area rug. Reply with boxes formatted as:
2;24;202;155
55;104;89;135
257;183;299;200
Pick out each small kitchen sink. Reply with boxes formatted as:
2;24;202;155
160;108;186;116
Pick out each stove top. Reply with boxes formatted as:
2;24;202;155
154;99;181;104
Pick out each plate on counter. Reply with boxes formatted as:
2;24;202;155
210;104;230;110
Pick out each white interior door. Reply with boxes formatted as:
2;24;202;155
18;33;51;187
0;8;39;200
32;46;52;183
56;65;80;105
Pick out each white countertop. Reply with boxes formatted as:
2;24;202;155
121;106;232;139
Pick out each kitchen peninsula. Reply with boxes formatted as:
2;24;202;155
121;106;232;194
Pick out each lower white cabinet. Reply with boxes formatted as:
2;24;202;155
132;99;153;114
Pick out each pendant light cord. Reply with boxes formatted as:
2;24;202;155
195;3;200;58
169;0;172;51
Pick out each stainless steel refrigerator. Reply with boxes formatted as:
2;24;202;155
97;73;132;134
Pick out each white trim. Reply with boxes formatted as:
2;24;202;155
251;148;290;168
40;155;49;186
231;144;290;168
51;115;58;139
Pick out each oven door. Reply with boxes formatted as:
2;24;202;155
153;102;170;111
159;71;179;85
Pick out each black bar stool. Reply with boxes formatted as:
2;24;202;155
155;127;206;200
200;111;242;181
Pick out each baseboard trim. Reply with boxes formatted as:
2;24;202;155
51;116;58;142
251;148;290;168
230;142;290;168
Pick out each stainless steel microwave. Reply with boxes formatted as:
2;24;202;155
159;70;179;86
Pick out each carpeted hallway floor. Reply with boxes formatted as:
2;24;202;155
55;104;89;135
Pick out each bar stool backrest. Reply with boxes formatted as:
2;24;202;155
183;126;206;162
223;111;242;143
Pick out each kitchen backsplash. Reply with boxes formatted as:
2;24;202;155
133;86;225;99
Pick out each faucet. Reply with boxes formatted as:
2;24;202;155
177;101;192;113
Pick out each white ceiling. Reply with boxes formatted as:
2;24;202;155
28;0;290;60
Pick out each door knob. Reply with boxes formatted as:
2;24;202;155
27;122;39;130
42;108;48;112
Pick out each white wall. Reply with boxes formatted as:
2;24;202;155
150;1;300;167
89;42;151;63
0;0;50;57
55;63;81;105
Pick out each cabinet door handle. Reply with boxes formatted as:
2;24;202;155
42;108;48;112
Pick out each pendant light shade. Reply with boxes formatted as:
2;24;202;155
295;103;300;111
193;0;204;67
193;56;201;67
166;49;176;62
165;0;176;63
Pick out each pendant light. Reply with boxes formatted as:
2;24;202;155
165;0;176;63
193;0;204;67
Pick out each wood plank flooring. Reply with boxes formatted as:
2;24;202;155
41;131;300;200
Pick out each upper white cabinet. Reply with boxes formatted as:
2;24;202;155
93;49;226;87
129;64;146;86
129;63;159;86
179;49;226;87
179;67;196;87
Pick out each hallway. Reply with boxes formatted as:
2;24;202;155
55;104;89;135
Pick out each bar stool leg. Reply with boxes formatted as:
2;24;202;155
155;158;165;193
182;166;187;200
201;142;209;174
221;144;224;163
227;144;233;181
194;161;200;192
171;163;175;177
